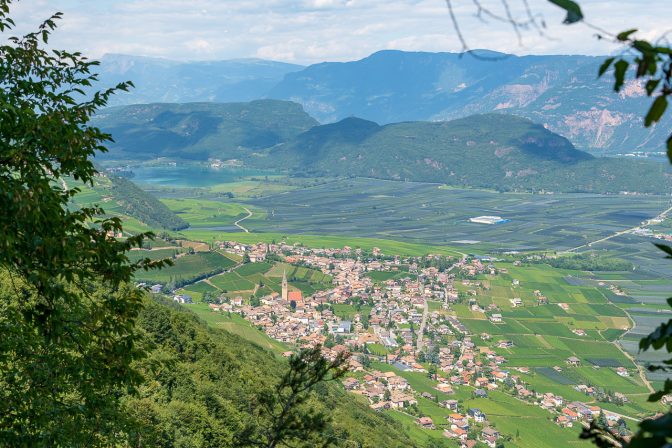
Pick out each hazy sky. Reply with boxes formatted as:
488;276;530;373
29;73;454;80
9;0;671;64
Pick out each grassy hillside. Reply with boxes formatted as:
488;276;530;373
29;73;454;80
126;297;417;447
72;174;188;231
261;114;672;193
93;100;318;161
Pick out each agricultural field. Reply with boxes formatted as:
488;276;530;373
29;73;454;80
366;361;583;448
160;198;262;228
178;259;334;302
450;260;666;418
331;304;372;320
242;177;670;251
134;251;238;284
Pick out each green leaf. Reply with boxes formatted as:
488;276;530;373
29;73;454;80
613;59;629;92
645;79;661;96
633;39;654;53
645;96;668;127
617;29;638;41
547;0;583;24
598;57;615;77
655;243;672;258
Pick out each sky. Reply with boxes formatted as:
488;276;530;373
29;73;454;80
8;0;671;65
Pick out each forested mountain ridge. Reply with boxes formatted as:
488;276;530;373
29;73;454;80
92;100;318;161
261;113;672;193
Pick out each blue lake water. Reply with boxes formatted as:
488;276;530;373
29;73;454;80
128;165;268;188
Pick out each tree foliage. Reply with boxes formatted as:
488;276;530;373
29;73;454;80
122;298;412;448
0;2;170;445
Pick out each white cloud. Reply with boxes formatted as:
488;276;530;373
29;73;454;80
5;0;671;64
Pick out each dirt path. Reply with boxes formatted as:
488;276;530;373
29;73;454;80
618;306;655;393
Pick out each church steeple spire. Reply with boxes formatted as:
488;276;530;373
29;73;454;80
281;269;288;301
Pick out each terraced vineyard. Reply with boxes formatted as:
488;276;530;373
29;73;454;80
178;259;333;301
133;251;238;285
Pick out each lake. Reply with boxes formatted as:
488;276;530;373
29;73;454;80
127;165;268;188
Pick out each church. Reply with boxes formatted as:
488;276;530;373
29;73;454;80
282;270;303;304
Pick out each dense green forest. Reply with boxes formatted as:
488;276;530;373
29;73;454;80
95;104;672;194
92;100;318;161
263;114;672;194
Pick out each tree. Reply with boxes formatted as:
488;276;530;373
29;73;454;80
0;2;170;445
248;346;350;448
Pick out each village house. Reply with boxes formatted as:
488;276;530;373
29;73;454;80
467;408;486;423
416;417;435;429
489;313;503;323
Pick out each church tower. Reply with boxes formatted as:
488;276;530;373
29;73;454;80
281;269;288;301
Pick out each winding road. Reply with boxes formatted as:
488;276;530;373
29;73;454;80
234;207;253;233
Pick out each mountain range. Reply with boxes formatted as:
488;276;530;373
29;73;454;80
96;54;303;105
93;100;672;194
94;51;671;155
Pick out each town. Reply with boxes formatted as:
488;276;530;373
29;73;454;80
179;240;643;446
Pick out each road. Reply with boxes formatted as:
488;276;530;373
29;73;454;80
416;300;429;353
234;207;253;233
611;300;656;394
567;202;672;252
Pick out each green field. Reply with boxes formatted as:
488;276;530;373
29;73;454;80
127;248;182;263
134;251;237;284
186;303;287;353
331;304;372;320
161;198;265;228
210;271;256;291
368;361;583;448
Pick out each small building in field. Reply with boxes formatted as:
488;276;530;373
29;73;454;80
566;356;581;367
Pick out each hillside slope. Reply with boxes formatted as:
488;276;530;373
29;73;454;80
72;174;188;231
260;114;672;193
268;50;671;154
92;100;318;161
125;297;417;447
